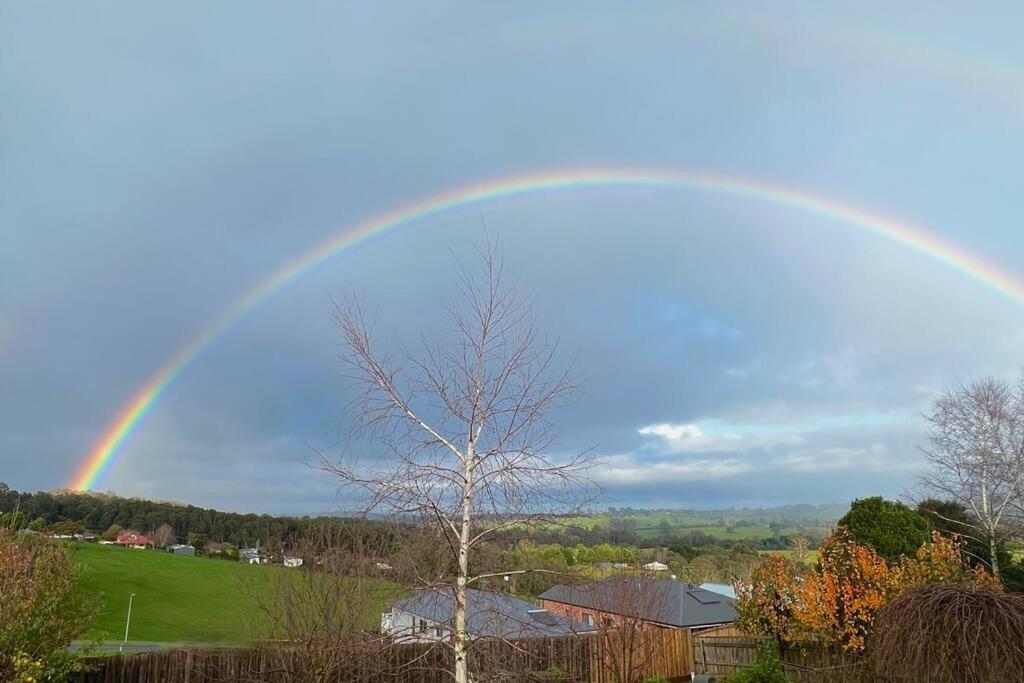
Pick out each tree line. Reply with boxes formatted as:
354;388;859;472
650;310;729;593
0;482;380;549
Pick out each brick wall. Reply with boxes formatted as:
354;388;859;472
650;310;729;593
540;599;672;631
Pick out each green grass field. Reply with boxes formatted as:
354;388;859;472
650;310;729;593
68;543;395;645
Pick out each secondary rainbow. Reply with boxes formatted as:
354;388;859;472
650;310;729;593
68;166;1024;491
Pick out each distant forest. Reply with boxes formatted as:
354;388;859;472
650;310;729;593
0;482;359;548
0;482;839;553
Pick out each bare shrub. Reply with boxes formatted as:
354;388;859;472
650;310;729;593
246;521;403;682
871;584;1024;683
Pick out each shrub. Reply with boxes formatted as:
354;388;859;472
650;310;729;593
838;497;929;563
872;584;1024;683
728;646;788;683
0;531;96;681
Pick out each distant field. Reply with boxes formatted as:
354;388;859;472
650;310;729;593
640;524;801;541
68;543;395;644
548;512;827;543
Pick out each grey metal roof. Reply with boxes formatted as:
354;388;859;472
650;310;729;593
393;587;591;639
539;576;737;628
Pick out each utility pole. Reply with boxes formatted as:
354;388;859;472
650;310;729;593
119;593;136;653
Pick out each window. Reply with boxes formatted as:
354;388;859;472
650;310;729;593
435;626;444;638
603;618;614;627
419;619;428;634
582;613;593;626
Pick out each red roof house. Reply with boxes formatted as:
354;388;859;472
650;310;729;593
115;530;150;547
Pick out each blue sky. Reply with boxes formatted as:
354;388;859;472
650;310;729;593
3;3;1024;513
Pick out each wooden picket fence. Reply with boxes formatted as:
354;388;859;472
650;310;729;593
75;628;693;682
692;635;901;683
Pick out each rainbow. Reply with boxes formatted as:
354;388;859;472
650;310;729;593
68;166;1024;491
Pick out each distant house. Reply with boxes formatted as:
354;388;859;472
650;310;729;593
593;562;631;571
240;548;269;565
115;530;150;549
168;544;196;556
283;556;303;568
18;528;41;536
382;587;593;643
539;576;737;632
643;561;669;572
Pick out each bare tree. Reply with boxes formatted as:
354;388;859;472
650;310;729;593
788;534;810;564
919;376;1024;580
323;242;598;683
151;522;176;549
248;520;402;682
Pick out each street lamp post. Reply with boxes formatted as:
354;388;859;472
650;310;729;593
119;593;136;653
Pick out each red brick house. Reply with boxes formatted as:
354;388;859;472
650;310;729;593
538;575;737;633
115;530;150;548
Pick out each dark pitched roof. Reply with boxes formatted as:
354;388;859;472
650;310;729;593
538;576;737;628
393;587;591;639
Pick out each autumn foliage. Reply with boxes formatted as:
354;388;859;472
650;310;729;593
734;553;804;648
737;528;997;653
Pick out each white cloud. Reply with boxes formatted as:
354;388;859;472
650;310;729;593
637;421;803;453
637;422;742;452
597;453;755;484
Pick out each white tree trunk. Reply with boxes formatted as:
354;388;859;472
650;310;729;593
981;469;1002;580
454;439;474;683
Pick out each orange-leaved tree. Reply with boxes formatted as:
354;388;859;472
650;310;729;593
735;553;807;650
894;531;1000;591
793;527;893;652
738;528;1000;654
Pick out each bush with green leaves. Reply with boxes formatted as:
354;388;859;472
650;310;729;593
728;646;788;683
0;531;96;681
838;497;929;563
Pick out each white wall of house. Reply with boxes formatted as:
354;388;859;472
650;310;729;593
383;608;447;643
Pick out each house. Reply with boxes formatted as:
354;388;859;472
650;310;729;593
283;556;303;568
643;561;669;572
382;587;593;643
115;530;150;548
240;548;269;565
539;576;737;632
168;544;196;556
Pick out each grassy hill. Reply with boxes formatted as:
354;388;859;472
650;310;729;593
68;543;394;644
547;511;831;542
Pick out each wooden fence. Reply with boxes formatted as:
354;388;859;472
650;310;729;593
692;635;901;683
75;628;693;682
